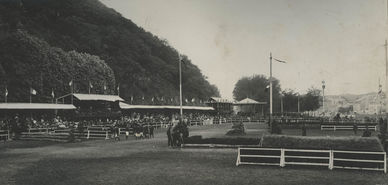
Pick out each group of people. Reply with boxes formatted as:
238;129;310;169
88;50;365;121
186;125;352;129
166;120;189;147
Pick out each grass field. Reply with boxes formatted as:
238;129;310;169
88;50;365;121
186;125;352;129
0;123;386;185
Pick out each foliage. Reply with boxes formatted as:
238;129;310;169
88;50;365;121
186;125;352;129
261;135;384;152
0;0;219;102
184;135;260;145
300;87;321;111
0;30;115;102
233;74;281;112
226;122;245;136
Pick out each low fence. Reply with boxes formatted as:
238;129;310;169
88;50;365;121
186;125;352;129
0;130;10;141
321;125;377;131
236;147;386;173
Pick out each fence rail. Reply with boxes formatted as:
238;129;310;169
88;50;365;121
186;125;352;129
236;147;386;173
321;125;377;131
0;130;10;141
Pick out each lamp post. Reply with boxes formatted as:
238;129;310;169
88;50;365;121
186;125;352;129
269;53;286;131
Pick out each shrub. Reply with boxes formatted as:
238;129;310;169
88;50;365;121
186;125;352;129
185;135;259;145
226;122;245;136
261;135;384;152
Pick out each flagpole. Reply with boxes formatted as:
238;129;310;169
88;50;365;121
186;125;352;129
29;87;32;104
269;52;273;129
179;55;183;120
385;39;388;119
4;87;7;103
88;81;91;94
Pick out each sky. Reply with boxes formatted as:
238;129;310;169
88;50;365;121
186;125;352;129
101;0;388;99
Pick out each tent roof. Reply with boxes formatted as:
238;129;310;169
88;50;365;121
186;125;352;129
0;103;76;110
208;97;233;103
234;98;267;105
119;102;214;111
72;93;124;102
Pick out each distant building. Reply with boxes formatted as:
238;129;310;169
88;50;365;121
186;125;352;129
233;98;267;115
206;97;233;114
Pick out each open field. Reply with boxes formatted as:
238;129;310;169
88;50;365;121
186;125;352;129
0;123;386;185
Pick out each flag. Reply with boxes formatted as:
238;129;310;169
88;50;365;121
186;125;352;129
151;97;154;102
185;98;188;103
117;85;120;91
191;98;195;103
171;98;173;103
5;87;8;97
131;96;134;101
142;96;145;100
274;58;286;63
68;80;73;87
104;84;107;91
30;88;37;95
89;81;93;88
51;89;55;98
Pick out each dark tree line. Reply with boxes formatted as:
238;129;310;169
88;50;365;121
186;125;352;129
0;0;219;102
233;75;321;113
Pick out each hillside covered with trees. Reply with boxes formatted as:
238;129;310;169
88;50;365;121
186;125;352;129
0;0;219;103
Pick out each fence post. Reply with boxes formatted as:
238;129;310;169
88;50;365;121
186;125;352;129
384;153;387;174
87;130;90;139
329;150;333;170
236;148;241;166
280;148;285;167
105;131;108;139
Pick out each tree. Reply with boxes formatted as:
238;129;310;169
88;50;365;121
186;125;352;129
300;87;321;111
281;89;299;113
233;74;282;113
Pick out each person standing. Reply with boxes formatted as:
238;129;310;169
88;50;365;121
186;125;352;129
167;124;172;147
353;123;358;135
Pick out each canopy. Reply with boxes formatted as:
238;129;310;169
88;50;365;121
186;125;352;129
72;93;124;102
119;102;214;111
234;98;267;105
0;103;76;110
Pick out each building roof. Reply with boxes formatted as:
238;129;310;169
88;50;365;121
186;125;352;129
0;103;76;110
119;102;214;111
72;93;124;102
234;98;267;105
208;97;233;103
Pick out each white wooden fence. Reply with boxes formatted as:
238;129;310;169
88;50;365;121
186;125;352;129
236;147;386;173
321;125;377;131
0;130;10;141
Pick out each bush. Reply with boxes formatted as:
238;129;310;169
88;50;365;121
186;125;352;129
185;135;259;145
226;122;245;136
261;135;384;152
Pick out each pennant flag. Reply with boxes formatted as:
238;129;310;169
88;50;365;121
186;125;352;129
151;97;154;102
30;88;37;95
185;98;188;103
104;84;107;91
191;98;195;103
117;85;120;91
5;87;8;97
274;58;286;63
51;89;55;98
89;81;93;88
69;80;73;87
131;96;134;101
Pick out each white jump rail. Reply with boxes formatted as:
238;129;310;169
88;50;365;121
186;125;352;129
236;147;386;173
321;125;377;131
0;130;10;141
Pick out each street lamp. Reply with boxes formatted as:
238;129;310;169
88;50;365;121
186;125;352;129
179;55;183;120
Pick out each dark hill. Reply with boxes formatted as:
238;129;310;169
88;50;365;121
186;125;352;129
0;0;219;103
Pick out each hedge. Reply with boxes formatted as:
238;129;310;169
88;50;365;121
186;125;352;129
261;135;384;152
184;135;259;145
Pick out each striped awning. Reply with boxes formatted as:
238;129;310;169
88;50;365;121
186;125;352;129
73;93;124;102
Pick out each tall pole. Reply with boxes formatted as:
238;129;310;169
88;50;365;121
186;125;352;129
322;81;325;114
269;52;273;127
179;55;183;119
280;95;283;115
385;39;388;119
29;87;32;104
297;94;300;113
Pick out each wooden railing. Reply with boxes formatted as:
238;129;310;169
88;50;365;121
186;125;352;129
236;147;386;173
